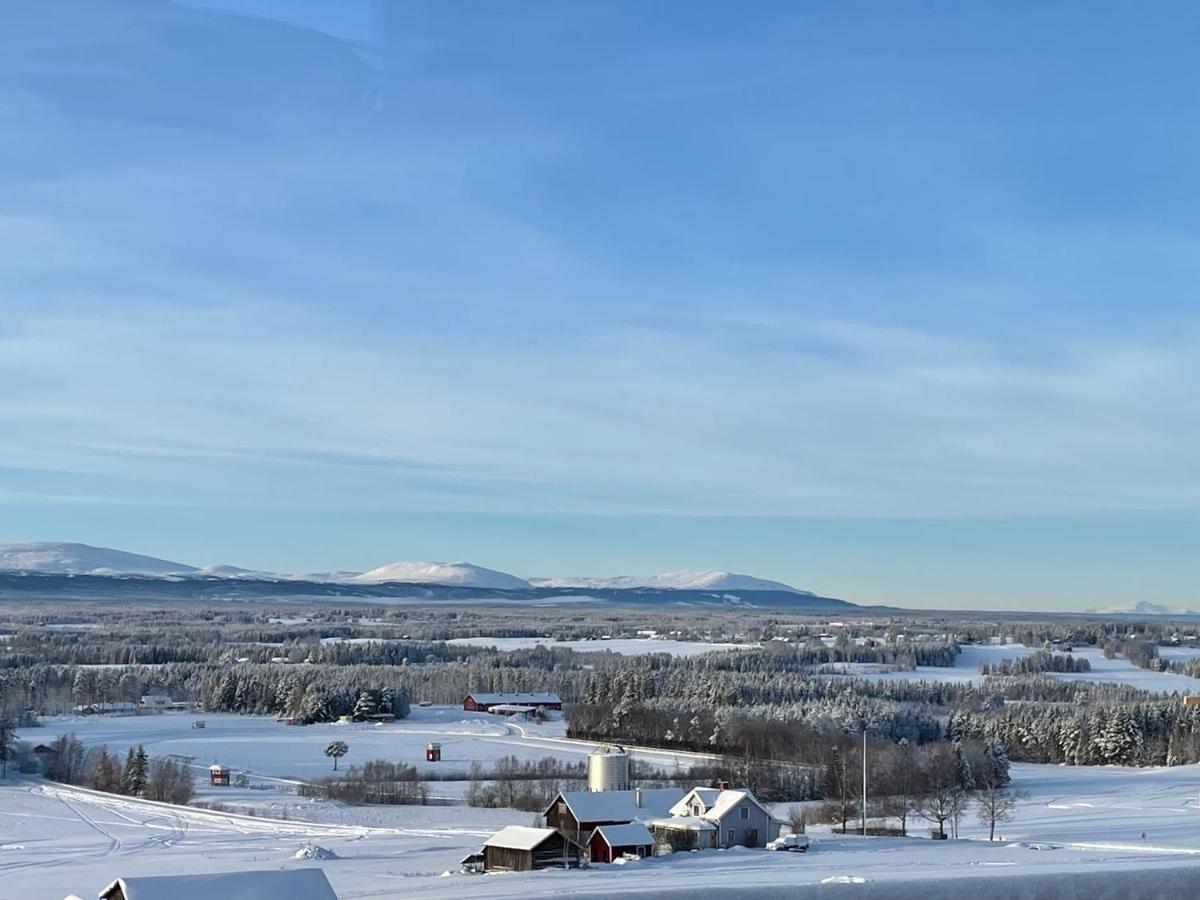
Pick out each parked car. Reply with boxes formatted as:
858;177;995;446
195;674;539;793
767;833;809;852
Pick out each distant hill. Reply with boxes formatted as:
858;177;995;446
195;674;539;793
1089;600;1200;617
351;561;532;590
0;542;195;576
0;571;864;610
528;570;811;594
0;542;861;609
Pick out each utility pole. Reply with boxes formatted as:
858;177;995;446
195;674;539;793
861;729;868;838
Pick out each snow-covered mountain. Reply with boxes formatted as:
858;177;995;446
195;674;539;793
0;542;196;576
528;570;810;594
1089;600;1200;617
351;561;532;590
0;543;810;596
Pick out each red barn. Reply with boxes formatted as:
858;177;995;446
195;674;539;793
209;764;231;786
462;692;562;713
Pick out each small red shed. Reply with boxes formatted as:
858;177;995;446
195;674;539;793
209;764;231;786
588;823;655;864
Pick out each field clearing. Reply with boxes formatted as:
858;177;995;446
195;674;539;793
15;708;715;785
848;644;1200;694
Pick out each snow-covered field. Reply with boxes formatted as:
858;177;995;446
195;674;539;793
14;708;716;785
847;644;1200;694
447;636;754;656
4;761;1200;899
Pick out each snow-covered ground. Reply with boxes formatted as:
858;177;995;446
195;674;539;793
447;636;755;656
4;761;1200;899
15;708;715;785
847;644;1200;694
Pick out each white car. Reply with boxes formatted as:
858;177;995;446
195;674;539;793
767;834;809;852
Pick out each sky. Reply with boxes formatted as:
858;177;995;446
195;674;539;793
2;1;1199;610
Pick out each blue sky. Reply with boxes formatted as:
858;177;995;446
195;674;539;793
2;1;1199;609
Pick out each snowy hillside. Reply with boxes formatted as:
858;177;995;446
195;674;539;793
0;541;195;575
529;570;810;594
350;561;532;590
1089;600;1200;616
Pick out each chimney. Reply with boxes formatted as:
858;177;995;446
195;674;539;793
635;787;642;808
716;779;730;791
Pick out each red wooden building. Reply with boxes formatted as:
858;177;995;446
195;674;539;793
462;692;562;713
209;764;231;786
588;823;655;863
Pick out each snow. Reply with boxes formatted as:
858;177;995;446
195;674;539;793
15;708;717;785
0;542;195;575
594;822;654;847
556;789;685;823
350;561;532;589
849;644;1200;694
5;755;1200;898
100;869;336;900
484;825;558;851
448;636;755;656
528;570;809;593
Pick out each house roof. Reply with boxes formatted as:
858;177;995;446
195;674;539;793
593;823;654;847
670;787;721;816
99;869;336;900
484;825;559;851
547;788;685;823
669;788;782;824
648;816;717;831
465;692;561;705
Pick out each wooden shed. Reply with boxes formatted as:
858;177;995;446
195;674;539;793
209;764;231;787
482;825;582;872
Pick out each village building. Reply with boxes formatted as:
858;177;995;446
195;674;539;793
588;822;656;864
482;825;582;872
649;787;785;851
208;764;231;787
543;788;685;846
462;692;562;713
73;701;139;716
96;869;336;900
138;694;188;712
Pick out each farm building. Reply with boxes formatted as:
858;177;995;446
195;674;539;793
96;868;336;900
482;825;582;872
73;702;138;716
589;822;656;863
138;694;189;712
543;788;684;845
650;787;785;851
462;692;562;713
209;764;231;786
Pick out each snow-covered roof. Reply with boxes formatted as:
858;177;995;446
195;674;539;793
484;825;558;851
466;692;561;705
669;788;780;824
647;816;717;831
669;787;721;816
593;823;655;847
550;789;685;823
99;869;336;900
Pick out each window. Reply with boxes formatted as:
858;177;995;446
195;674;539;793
740;806;749;820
